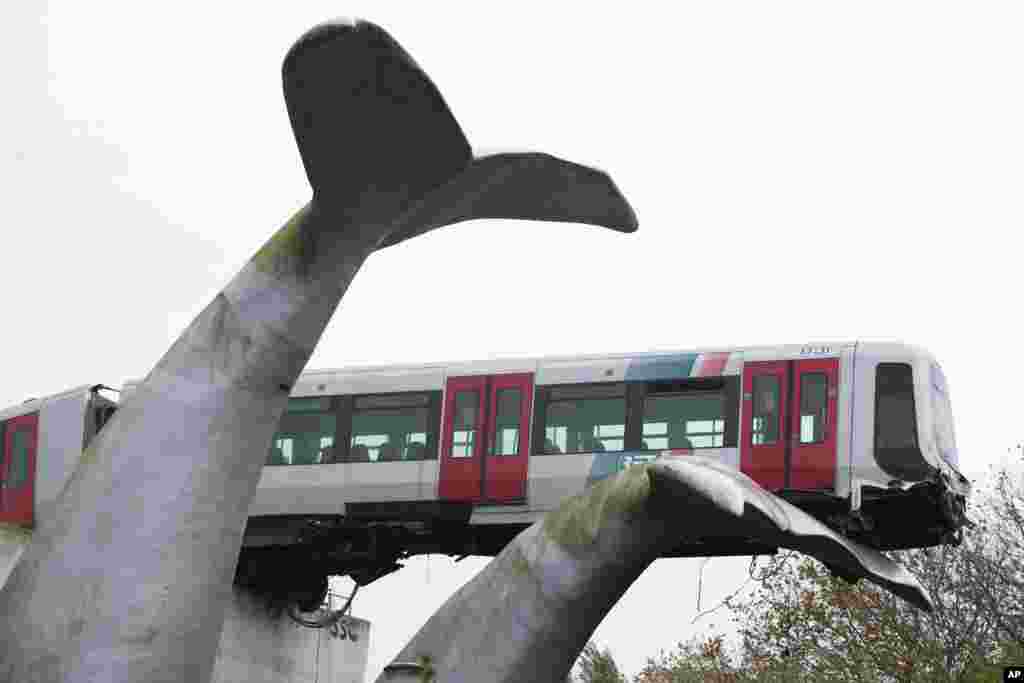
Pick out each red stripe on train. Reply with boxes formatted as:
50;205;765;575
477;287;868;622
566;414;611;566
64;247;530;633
694;352;730;377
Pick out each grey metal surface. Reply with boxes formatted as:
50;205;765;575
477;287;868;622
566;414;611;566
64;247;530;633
380;456;931;683
0;20;636;683
33;387;91;510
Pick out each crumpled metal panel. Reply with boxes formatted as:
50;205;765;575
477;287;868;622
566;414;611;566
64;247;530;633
650;456;931;611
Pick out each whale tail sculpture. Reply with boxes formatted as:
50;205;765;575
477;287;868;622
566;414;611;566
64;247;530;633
377;456;933;682
283;21;636;247
0;20;636;683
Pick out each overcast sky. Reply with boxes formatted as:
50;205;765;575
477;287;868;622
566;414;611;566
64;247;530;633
5;2;1023;680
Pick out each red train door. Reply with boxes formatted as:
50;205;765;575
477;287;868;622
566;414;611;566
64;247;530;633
0;413;38;528
740;361;788;490
439;373;533;504
482;373;533;501
741;358;838;492
438;376;486;502
790;358;838;490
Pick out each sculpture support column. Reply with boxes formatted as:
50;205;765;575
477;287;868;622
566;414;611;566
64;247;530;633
210;585;371;683
0;206;381;682
0;20;637;683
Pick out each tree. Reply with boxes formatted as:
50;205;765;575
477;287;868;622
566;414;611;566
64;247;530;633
959;445;1024;649
634;634;756;683
570;641;628;683
731;551;1002;682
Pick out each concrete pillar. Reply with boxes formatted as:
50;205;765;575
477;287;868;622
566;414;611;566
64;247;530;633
0;528;27;591
211;587;370;683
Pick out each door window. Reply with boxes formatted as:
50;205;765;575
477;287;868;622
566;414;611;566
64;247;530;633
751;376;780;445
492;388;522;456
451;391;479;458
799;373;828;444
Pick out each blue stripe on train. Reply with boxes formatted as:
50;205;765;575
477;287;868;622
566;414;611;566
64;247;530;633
585;354;698;485
624;354;698;382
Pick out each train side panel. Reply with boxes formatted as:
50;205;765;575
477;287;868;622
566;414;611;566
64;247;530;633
527;351;742;514
0;385;110;589
0;385;101;524
35;390;92;510
834;345;856;500
915;354;962;481
850;342;963;492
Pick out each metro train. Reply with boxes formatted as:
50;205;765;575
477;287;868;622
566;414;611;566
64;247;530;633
0;341;970;607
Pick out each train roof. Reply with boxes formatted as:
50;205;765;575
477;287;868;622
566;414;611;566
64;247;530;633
290;340;948;397
0;384;100;422
299;341;861;377
25;341;936;409
287;341;873;397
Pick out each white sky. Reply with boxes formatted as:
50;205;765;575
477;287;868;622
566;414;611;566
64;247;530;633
5;2;1023;680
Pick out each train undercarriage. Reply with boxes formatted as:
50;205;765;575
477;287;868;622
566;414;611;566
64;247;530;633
234;476;969;615
784;477;969;551
234;502;511;612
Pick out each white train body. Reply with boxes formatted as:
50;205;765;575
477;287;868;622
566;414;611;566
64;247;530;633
2;341;969;593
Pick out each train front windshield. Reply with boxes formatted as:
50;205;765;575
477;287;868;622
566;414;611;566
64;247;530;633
874;363;931;481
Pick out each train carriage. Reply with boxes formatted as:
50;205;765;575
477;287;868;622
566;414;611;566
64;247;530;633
0;385;116;586
241;341;968;552
1;341;971;603
0;385;117;529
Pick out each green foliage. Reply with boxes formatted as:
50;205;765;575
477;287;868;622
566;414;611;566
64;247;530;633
634;635;757;683
251;204;316;278
545;465;651;552
634;454;1024;682
572;641;628;683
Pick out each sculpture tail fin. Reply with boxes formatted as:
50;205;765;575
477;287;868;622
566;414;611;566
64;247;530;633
283;21;638;244
381;152;638;248
282;20;472;210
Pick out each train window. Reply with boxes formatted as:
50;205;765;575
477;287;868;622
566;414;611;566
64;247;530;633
100;406;116;430
91;405;117;440
544;383;625;454
799;373;827;444
642;393;725;449
3;427;31;488
751;376;780;445
351;393;432;462
268;397;336;466
450;391;479;458
875;363;918;452
493;388;522;456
